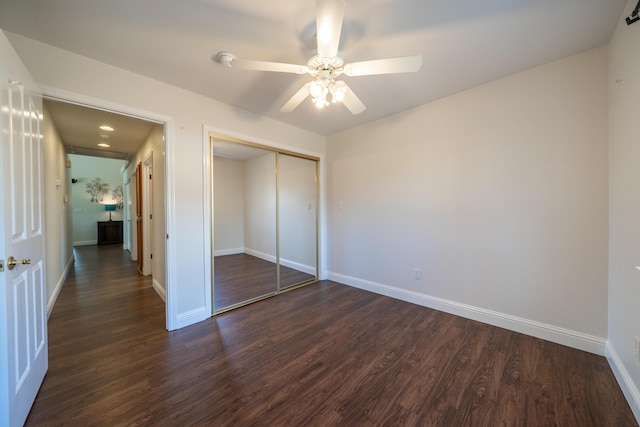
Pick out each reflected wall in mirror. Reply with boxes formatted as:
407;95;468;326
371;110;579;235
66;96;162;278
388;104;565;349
213;142;277;311
278;154;317;289
211;136;319;314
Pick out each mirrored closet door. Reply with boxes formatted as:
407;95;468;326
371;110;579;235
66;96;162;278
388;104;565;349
278;153;317;290
210;135;318;314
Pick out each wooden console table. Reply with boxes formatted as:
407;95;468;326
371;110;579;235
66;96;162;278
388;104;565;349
97;221;123;245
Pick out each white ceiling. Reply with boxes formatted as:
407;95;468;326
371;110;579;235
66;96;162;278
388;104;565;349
0;0;629;137
44;99;157;160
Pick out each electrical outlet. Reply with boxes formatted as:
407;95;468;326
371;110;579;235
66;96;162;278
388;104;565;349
635;337;640;362
414;268;422;280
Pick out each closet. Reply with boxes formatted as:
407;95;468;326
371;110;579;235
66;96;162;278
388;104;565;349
210;134;318;313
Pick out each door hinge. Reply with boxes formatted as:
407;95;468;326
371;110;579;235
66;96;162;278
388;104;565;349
0;259;4;272
149;174;152;179
149;214;153;220
150;253;153;259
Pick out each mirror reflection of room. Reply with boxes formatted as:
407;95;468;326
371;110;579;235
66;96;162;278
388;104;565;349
278;154;317;290
212;139;318;313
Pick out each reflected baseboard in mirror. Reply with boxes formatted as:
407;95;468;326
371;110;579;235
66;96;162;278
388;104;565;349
214;253;315;311
280;264;316;290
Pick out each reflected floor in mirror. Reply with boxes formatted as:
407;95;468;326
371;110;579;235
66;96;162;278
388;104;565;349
214;253;315;310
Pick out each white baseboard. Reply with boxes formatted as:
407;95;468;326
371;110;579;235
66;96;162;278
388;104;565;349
328;272;607;356
606;342;640;423
73;240;97;246
214;247;244;257
153;278;166;303
47;253;75;318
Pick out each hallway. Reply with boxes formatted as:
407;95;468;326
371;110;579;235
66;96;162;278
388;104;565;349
25;245;164;425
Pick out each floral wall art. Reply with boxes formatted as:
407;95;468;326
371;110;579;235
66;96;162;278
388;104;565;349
112;185;124;209
85;179;124;209
70;155;126;245
85;177;110;203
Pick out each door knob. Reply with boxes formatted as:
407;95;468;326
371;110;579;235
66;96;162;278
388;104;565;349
8;256;31;270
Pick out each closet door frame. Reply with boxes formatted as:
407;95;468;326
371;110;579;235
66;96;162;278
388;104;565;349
208;133;320;315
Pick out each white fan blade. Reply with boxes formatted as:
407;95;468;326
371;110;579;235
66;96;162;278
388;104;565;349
316;0;345;59
341;83;366;115
343;55;423;76
281;83;311;112
233;58;308;74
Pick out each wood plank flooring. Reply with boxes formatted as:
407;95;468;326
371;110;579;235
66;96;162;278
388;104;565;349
26;245;637;426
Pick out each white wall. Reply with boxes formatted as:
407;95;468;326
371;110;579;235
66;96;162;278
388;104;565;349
279;154;317;270
2;31;326;329
125;123;166;294
327;46;610;354
607;0;640;420
42;103;74;316
213;156;245;255
70;155;126;245
244;152;277;259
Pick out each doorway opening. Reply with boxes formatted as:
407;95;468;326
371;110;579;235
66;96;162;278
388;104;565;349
43;97;168;320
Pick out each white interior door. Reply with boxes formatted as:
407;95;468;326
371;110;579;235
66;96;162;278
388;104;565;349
0;35;47;427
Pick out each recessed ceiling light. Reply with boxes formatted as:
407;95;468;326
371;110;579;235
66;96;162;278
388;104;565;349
99;125;114;132
97;143;110;148
99;133;110;139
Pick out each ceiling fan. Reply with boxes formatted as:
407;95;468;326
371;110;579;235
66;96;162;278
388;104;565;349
216;0;423;115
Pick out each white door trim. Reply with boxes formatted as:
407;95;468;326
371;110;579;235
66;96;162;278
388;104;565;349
40;85;177;331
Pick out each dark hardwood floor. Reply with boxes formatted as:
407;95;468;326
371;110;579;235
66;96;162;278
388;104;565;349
26;245;637;426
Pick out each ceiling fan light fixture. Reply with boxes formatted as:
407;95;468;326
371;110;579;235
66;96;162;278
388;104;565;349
313;97;329;108
310;80;326;98
330;81;347;103
217;0;421;115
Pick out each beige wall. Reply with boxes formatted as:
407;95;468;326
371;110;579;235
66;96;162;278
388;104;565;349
608;0;640;419
327;46;609;350
42;103;73;316
213;156;245;255
244;152;277;258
